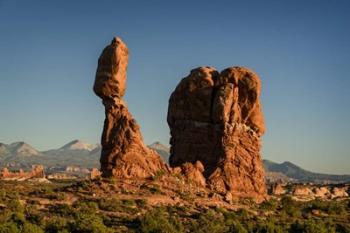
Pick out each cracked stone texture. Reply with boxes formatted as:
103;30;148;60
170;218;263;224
168;66;266;200
94;37;168;178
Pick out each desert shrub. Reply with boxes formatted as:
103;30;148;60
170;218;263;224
0;190;6;201
280;196;301;218
0;210;12;224
216;207;248;232
140;207;184;233
7;199;24;213
98;198;121;212
308;199;347;215
22;222;44;233
254;220;284;233
29;185;57;200
235;208;250;219
10;212;26;226
71;212;112;233
336;223;350;233
135;199;147;207
122;199;136;207
73;180;92;192
228;221;248;233
25;208;45;227
75;201;99;214
240;197;256;206
149;186;162;194
289;219;335;233
151;170;166;181
189;209;228;233
0;212;44;233
260;199;278;211
54;192;66;201
49;204;74;217
0;222;20;233
178;191;194;202
222;210;237;224
325;201;347;215
45;217;70;233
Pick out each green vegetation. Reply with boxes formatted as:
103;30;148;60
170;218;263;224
0;181;349;232
140;207;184;233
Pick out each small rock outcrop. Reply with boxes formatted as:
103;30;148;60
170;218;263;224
90;168;102;180
331;187;349;199
293;185;314;197
271;183;287;195
313;187;330;198
173;161;206;187
0;165;45;180
168;66;266;200
93;37;168;178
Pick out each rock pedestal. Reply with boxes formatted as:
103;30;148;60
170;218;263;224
168;66;266;199
94;37;168;178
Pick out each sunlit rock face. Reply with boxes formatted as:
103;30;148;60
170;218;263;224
94;37;168;178
168;66;266;200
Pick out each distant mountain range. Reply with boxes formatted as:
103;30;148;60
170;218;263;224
148;141;170;162
1;140;349;183
263;160;350;183
0;140;101;170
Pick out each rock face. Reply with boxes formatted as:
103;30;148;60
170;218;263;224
94;37;168;178
173;161;206;187
168;66;266;199
293;185;314;197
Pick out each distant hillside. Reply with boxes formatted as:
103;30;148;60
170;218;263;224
263;160;350;183
0;140;100;170
1;140;349;184
148;141;170;163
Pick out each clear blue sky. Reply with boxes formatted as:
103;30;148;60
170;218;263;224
0;0;349;174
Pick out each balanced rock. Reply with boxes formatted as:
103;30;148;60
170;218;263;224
168;66;266;200
94;37;168;178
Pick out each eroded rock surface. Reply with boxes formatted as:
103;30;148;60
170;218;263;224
313;187;331;198
168;66;266;200
293;185;314;197
271;183;287;195
173;161;206;187
331;187;349;199
94;37;168;178
0;165;44;180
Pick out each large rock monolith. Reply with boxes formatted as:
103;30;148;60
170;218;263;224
94;37;168;178
168;66;266;200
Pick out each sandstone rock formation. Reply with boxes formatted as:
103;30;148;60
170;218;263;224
94;37;168;178
271;183;287;195
168;66;266;200
293;185;314;197
313;187;331;198
0;165;45;180
90;168;101;180
331;187;349;199
173;161;206;187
